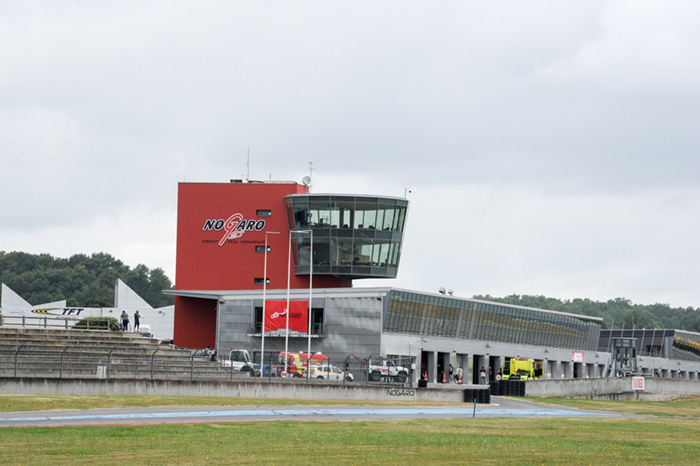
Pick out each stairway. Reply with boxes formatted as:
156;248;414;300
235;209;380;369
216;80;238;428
0;327;249;381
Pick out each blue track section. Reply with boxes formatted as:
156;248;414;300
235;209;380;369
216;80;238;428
2;407;618;423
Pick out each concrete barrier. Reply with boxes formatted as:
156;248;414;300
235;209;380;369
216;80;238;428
0;377;469;403
526;377;700;401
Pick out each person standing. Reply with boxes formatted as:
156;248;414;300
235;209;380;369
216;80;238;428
448;364;454;383
133;310;141;332
479;367;486;385
120;311;129;332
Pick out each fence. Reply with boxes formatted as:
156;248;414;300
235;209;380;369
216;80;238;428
0;314;110;331
0;323;414;386
0;344;416;386
252;352;415;387
0;346;251;382
0;346;411;385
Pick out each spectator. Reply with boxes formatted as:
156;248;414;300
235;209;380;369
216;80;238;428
120;311;129;332
479;367;486;385
133;310;141;332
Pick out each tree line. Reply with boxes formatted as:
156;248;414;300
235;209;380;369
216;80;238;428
0;251;173;308
471;294;700;332
2;251;699;332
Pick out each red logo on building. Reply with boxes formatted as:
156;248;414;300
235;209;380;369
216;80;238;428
202;214;267;246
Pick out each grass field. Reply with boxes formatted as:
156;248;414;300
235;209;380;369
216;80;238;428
1;395;699;465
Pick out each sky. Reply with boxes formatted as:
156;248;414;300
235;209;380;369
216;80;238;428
1;1;699;308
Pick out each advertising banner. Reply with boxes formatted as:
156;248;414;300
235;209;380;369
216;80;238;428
264;300;308;333
632;377;645;390
572;351;585;363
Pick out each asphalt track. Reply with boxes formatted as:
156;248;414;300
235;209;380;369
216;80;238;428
0;397;641;428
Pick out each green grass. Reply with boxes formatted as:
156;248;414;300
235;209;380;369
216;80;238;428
1;396;699;465
1;417;699;465
529;396;700;417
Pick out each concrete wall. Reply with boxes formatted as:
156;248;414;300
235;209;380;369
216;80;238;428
0;377;467;403
526;377;700;401
4;376;696;403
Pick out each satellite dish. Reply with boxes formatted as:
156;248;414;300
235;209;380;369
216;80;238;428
302;176;311;186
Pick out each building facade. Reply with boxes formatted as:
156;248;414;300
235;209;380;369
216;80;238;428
169;179;700;383
600;329;700;379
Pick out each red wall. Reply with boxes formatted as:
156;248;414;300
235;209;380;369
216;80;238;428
174;181;350;347
173;296;217;349
177;182;301;290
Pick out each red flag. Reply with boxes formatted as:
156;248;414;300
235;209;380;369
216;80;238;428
264;300;308;333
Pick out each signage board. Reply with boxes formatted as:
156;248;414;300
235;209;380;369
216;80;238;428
632;377;645;390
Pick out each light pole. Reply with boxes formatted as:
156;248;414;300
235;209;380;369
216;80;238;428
284;231;292;378
283;229;313;379
408;341;413;387
305;230;313;379
260;231;279;378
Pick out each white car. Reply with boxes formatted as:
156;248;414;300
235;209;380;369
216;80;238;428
310;364;353;382
367;358;409;382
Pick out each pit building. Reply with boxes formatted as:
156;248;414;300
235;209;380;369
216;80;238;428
166;179;700;384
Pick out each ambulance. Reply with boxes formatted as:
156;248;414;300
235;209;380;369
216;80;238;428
498;357;544;381
275;351;329;377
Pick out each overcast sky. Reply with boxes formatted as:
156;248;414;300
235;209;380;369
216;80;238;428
2;1;699;308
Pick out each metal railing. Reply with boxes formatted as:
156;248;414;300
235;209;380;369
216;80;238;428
248;322;326;337
0;314;110;331
0;346;421;386
0;346;250;382
250;352;413;387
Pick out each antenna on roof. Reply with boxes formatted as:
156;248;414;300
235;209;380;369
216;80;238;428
246;148;250;182
306;161;314;190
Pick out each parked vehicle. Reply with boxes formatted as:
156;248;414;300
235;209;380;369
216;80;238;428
221;349;262;376
367;357;409;382
274;351;330;378
499;357;543;380
310;363;353;382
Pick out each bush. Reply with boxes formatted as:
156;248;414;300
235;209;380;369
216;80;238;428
73;316;120;332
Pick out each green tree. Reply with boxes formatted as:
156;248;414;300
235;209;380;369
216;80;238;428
0;251;173;309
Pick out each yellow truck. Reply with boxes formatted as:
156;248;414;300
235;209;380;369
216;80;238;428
499;358;543;381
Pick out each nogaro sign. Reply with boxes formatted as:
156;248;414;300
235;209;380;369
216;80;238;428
202;213;267;246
